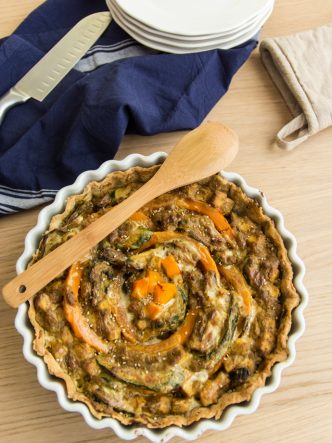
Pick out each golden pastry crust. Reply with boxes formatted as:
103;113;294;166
28;165;300;428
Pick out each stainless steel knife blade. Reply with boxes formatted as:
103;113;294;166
0;11;112;125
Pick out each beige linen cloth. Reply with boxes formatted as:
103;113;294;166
260;24;332;150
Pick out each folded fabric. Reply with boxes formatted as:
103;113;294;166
260;24;332;150
0;0;257;215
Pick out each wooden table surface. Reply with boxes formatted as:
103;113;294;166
1;1;331;442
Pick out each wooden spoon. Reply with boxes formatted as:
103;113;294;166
2;122;238;308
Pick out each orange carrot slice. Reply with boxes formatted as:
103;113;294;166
161;255;181;278
196;243;218;273
153;282;177;304
126;309;197;354
138;231;219;274
64;263;109;353
131;277;149;299
218;265;252;315
129;211;150;223
146;270;163;292
177;198;234;237
145;302;163;320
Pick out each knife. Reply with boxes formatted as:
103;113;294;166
0;12;112;126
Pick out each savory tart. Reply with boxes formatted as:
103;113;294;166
28;165;300;428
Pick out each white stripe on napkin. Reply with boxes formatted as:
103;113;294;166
75;42;158;73
0;186;57;214
0;185;57;197
84;39;135;56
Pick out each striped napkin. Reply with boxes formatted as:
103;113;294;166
0;0;257;214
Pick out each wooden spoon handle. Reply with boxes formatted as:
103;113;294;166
2;179;161;308
3;122;239;308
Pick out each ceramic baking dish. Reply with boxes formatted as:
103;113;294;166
15;152;308;442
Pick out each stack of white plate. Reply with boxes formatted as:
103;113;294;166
106;0;274;53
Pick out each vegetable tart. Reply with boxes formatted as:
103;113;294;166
28;165;300;428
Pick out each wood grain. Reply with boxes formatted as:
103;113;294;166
0;1;332;443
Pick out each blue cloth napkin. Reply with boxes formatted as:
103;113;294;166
0;0;257;215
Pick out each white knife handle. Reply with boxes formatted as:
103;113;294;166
0;88;29;126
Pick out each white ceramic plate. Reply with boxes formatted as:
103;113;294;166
107;0;272;47
107;0;274;41
107;5;271;53
115;0;272;36
15;152;307;442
